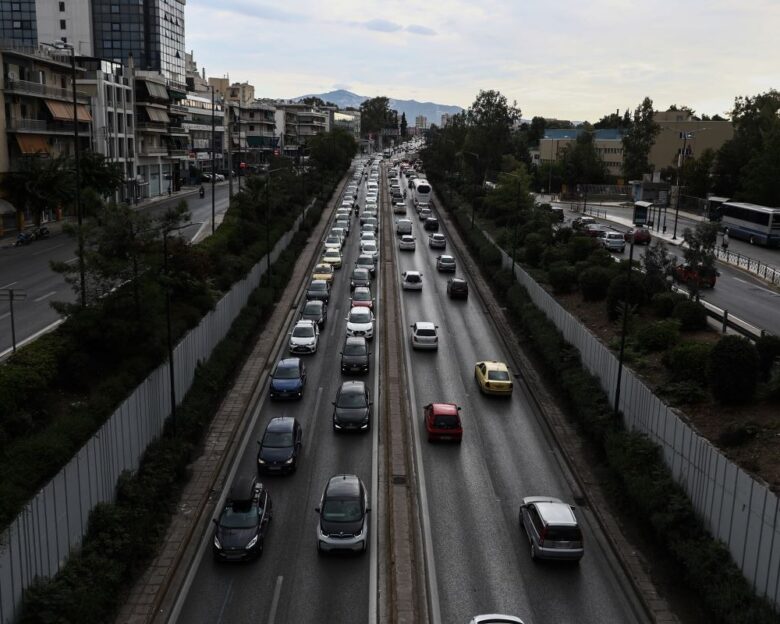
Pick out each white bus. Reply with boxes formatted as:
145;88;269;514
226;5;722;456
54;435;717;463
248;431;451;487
719;202;780;247
412;179;432;208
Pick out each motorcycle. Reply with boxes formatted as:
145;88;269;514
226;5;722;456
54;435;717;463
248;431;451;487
198;186;205;198
32;225;50;240
14;231;33;246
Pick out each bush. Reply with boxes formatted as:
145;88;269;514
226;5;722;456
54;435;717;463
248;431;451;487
672;300;708;331
523;233;545;267
566;235;598;263
755;335;780;381
651;292;685;318
547;261;577;294
541;245;567;269
606;271;646;320
708;336;759;404
634;320;680;353
663;341;713;383
579;266;614;301
660;380;709;405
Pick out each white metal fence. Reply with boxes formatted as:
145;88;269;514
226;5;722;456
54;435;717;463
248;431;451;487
501;251;780;610
0;210;307;624
715;247;780;286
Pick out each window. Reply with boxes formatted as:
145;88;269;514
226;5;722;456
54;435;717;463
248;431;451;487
112;23;120;31
11;2;21;9
111;4;119;13
60;19;66;29
59;2;65;10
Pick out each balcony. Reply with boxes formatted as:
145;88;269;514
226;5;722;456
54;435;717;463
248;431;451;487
5;78;89;102
168;149;188;158
138;145;168;157
6;118;84;134
168;124;189;136
136;122;167;133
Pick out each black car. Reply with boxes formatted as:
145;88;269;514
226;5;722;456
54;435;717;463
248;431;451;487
424;217;439;231
257;417;302;474
212;475;272;562
447;277;469;299
332;381;372;431
306;279;330;303
316;474;370;554
301;299;327;328
351;267;371;290
341;336;370;374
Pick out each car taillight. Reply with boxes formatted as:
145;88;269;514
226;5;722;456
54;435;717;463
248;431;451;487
539;526;547;546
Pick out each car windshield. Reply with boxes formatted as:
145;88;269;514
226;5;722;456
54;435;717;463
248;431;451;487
350;309;371;323
303;301;322;314
315;265;332;273
546;525;583;541
219;503;259;528
363;244;376;252
274;364;299;379
358;257;372;266
344;342;367;356
326;237;340;244
416;328;436;337
310;282;326;291
292;325;315;338
487;370;510;381
406;274;421;282
353;291;370;301
433;415;459;428
322;498;363;522
338;389;367;408
353;269;368;279
263;431;293;448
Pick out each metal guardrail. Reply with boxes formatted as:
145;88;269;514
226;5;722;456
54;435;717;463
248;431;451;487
715;248;780;286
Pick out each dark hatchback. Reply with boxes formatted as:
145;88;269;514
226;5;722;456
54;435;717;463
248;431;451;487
351;267;371;290
424;217;439;231
269;358;306;399
306;279;330;303
257;417;302;474
300;299;327;328
332;381;372;431
447;277;469;299
316;474;370;554
212;476;272;562
341;336;370;374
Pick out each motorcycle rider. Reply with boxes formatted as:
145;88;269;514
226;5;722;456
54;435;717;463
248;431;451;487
199;185;205;198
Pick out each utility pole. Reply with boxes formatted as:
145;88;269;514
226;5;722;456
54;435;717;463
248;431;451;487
210;85;216;234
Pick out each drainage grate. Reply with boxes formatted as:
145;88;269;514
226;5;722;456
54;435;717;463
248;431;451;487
392;474;407;485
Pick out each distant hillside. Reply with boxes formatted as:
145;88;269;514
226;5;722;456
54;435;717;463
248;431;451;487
295;89;463;126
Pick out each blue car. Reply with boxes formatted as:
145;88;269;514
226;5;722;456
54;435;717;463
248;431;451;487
269;358;306;399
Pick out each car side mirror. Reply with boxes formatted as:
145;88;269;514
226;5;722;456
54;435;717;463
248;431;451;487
366;506;372;512
314;507;320;513
331;401;335;405
257;440;262;446
212;518;219;526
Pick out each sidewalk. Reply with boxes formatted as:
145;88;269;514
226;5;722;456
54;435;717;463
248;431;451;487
116;181;342;624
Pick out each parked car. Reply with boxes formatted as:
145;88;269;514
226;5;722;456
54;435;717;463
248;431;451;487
257;417;302;475
447;277;469;299
340;336;370;374
288;319;319;354
572;216;596;230
519;496;584;562
269;358;306;399
599;231;626;253
424;402;463;443
672;263;718;288
315;475;370;554
332;381;372;432
436;255;456;272
625;226;652;245
212;475;272;561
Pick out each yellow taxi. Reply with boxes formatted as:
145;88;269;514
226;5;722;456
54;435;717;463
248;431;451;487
312;263;335;284
474;361;513;396
321;248;342;269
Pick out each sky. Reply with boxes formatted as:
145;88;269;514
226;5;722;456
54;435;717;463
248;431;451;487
185;0;779;123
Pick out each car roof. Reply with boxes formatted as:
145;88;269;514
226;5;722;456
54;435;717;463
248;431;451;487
309;279;327;286
430;402;459;415
479;360;508;371
344;336;367;346
303;299;324;309
353;286;370;294
439;254;454;260
278;357;301;368
326;474;361;498
352;266;369;275
339;380;365;393
415;321;437;330
266;416;296;433
314;263;332;271
526;498;577;525
294;319;316;328
227;475;257;503
450;277;467;284
401;235;414;240
349;306;371;315
404;270;421;276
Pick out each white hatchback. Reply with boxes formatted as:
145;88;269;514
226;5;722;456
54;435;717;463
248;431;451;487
410;321;438;350
345;306;375;340
401;271;423;291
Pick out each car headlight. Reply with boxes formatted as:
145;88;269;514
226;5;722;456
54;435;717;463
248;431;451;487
246;534;259;550
284;457;294;464
213;535;222;549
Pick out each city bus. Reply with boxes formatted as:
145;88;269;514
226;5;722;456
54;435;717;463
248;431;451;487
719;202;780;247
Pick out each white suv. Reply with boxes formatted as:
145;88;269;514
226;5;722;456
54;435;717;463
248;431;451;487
410;321;438;350
288;320;319;354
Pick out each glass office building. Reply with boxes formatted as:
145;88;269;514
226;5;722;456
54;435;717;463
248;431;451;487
0;0;37;47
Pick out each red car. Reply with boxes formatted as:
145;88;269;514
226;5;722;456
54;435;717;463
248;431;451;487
625;226;651;245
672;264;718;288
583;223;611;238
424;403;463;443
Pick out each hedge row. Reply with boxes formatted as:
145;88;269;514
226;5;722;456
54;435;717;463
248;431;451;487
435;184;778;624
0;171;344;533
18;202;324;624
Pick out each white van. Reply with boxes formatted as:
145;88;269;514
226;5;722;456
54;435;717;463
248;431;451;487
395;218;413;235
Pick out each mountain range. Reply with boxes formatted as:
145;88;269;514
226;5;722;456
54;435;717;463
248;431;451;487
295;89;464;126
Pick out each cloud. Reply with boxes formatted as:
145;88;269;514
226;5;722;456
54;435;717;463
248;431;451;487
405;24;436;36
196;0;307;24
363;19;403;32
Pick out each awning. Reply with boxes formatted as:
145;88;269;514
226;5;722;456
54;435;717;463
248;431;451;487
45;100;92;122
16;134;50;155
0;199;16;215
145;107;170;123
145;81;169;100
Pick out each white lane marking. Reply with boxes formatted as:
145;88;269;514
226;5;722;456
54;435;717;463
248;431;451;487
0;281;18;289
733;276;780;296
215;578;234;624
193;220;210;242
64;257;78;265
33;291;57;303
329;306;339;338
0;312;9;321
31;243;64;256
266;576;284;624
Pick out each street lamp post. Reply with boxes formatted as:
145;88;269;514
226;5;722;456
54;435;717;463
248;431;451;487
672;131;694;240
210;86;216;235
614;233;636;417
237;103;242;194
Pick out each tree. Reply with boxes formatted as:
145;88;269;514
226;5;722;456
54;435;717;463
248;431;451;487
622;97;660;180
594;109;631;130
79;151;124;199
681;148;716;198
308;128;357;173
559;132;608;187
359;96;391;138
300;96;325;107
1;155;73;224
400;112;408;138
738;122;780;206
482;164;534;222
681;222;719;300
463;90;521;177
641;240;675;294
527;116;546;145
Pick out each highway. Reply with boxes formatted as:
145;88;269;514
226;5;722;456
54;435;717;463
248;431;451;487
176;171;377;623
0;185;232;357
392;167;646;623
